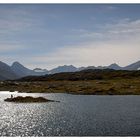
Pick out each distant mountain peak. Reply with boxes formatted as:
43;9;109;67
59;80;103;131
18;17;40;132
0;60;140;80
49;65;77;74
34;68;42;71
107;63;121;70
109;63;119;66
59;65;76;67
11;62;48;77
12;61;25;67
33;68;48;73
0;61;18;80
123;60;140;70
13;61;20;64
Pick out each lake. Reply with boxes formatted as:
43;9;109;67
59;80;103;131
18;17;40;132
0;91;140;136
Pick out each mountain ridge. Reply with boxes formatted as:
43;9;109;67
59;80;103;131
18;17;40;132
0;60;140;80
123;61;140;70
0;61;19;80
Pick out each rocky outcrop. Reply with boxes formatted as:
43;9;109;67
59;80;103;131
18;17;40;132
4;96;59;103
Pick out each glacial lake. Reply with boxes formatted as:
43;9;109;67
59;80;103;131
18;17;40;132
0;92;140;136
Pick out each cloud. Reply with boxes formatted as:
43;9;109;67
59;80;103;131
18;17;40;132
0;7;50;37
0;7;50;55
0;9;33;34
106;18;140;35
24;18;140;69
106;6;117;10
0;8;140;70
24;38;140;70
72;18;140;41
0;41;25;53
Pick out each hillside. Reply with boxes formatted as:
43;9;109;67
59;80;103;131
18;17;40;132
17;69;140;82
0;61;19;80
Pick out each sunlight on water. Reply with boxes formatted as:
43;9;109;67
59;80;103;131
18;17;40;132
0;92;140;136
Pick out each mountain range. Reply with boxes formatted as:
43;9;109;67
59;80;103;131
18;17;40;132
0;60;140;80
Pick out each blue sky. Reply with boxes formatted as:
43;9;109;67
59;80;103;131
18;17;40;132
0;4;140;69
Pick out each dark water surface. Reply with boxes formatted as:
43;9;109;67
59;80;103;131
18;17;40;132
0;92;140;136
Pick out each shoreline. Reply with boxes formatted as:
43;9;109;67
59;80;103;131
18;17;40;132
0;78;140;95
1;91;140;96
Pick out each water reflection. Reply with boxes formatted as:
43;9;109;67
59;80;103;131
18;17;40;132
0;92;140;136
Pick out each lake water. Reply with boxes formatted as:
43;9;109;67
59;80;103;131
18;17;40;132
0;92;140;136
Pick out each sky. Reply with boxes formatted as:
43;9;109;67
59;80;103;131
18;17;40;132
0;4;140;70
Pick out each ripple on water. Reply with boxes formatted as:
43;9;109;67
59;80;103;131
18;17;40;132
1;92;140;136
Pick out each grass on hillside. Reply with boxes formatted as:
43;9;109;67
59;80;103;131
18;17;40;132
0;77;140;95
